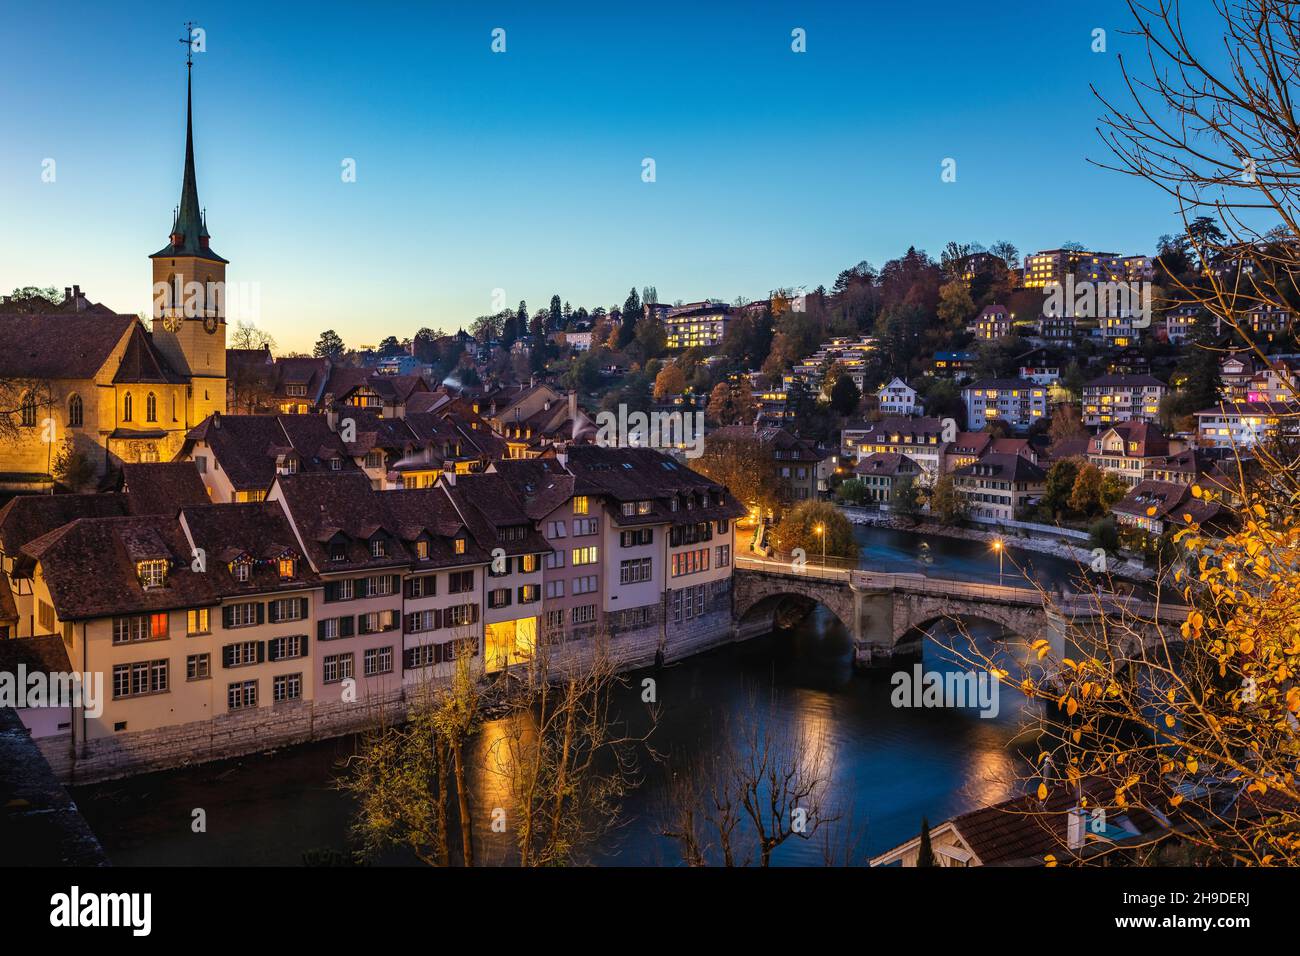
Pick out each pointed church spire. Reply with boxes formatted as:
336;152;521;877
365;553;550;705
153;22;226;263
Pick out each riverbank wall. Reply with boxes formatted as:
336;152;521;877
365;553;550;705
38;581;741;785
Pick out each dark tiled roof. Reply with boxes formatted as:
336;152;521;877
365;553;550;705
121;462;210;514
112;325;186;384
562;446;747;526
183;414;356;491
1089;421;1169;458
490;459;577;520
709;425;826;462
23;516;219;620
180;502;320;596
854;453;920;477
0;633;71;674
441;473;553;556
945;779;1166;866
954;453;1047;483
1112;479;1233;530
0;493;129;565
273;472;449;572
0;313;135;379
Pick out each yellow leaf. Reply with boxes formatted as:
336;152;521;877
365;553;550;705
1037;783;1048;800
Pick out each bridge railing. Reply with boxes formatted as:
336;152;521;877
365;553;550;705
850;570;1046;605
734;554;853;582
737;557;1191;623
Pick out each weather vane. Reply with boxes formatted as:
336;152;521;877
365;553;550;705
180;20;196;68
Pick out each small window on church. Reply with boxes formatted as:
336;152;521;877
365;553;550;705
68;394;83;428
123;393;133;422
146;392;158;423
20;393;37;428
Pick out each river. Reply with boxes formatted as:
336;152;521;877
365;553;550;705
73;525;1090;866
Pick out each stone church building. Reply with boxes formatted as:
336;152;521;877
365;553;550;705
0;64;228;493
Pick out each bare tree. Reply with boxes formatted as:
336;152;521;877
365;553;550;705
660;695;854;866
484;631;653;867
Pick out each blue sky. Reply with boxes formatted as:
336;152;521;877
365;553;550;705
0;1;1220;351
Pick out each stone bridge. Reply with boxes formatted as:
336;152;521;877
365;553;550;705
732;557;1185;669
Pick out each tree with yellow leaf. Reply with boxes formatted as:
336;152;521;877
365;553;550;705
938;0;1300;866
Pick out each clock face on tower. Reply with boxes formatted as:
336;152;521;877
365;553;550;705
162;313;183;333
203;315;219;335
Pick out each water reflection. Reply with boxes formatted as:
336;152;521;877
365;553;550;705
75;531;1060;867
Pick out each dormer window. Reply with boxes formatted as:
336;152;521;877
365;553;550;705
330;543;347;562
416;540;429;560
370;538;387;558
454;537;466;555
233;562;251;583
138;559;168;590
330;457;342;471
278;557;296;579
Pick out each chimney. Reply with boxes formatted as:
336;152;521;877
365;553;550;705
64;287;72;303
212;411;222;429
1066;807;1087;850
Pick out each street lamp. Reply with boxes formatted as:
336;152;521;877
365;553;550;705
992;538;1004;586
815;523;826;567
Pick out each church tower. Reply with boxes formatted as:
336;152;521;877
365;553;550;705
150;27;228;422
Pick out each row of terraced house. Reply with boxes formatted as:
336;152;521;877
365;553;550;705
0;445;744;782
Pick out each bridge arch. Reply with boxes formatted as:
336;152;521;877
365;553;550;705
736;590;854;636
732;570;858;641
889;595;1052;649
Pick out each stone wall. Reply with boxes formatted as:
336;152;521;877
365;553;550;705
40;688;407;786
39;579;744;785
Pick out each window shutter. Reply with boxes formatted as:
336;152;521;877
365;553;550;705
257;641;265;663
317;620;327;640
341;615;354;637
389;575;400;595
298;597;309;620
389;609;400;631
255;603;265;625
432;608;443;630
267;640;278;663
471;604;480;624
268;601;279;624
222;606;234;630
300;634;308;655
222;645;234;668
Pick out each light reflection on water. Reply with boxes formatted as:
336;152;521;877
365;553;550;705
74;526;1072;866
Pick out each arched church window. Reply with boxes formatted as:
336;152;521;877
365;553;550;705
146;392;158;422
123;392;133;422
20;393;37;428
68;394;83;428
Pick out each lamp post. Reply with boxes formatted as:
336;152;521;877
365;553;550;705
992;538;1004;586
815;523;826;568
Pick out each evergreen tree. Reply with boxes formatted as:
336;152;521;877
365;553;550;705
619;287;641;348
916;817;936;867
549;295;562;330
829;370;861;416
